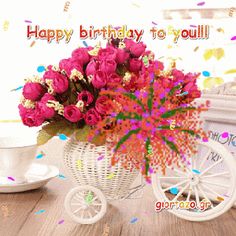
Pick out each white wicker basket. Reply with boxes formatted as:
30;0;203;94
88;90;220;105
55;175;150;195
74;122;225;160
63;140;139;200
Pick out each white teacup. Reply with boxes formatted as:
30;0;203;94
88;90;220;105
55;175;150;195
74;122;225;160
0;136;37;184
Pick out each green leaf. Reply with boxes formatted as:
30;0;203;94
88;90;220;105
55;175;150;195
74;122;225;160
161;107;196;119
145;138;151;175
74;126;91;142
116;112;142;121
43;120;69;136
37;129;53;146
169;84;181;96
123;93;146;112
114;128;141;152
181;129;196;136
162;136;179;154
147;84;154;111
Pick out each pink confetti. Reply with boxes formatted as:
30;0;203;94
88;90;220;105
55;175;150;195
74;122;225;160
202;137;208;142
152;21;158;25
7;176;15;181
24;20;32;23
231;36;236;40
58;219;64;224
190;25;197;28
221;132;229;138
197;2;205;6
97;155;104;161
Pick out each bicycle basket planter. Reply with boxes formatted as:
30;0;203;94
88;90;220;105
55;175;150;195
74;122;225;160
63;140;139;200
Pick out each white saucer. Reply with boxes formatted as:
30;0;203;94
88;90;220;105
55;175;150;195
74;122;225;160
0;163;59;193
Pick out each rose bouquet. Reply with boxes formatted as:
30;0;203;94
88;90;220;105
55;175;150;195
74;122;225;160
19;38;208;180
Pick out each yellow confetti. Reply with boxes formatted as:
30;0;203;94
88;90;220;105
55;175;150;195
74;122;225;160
106;173;115;179
3;20;9;31
203;49;213;60
194;46;199;52
216;28;224;33
213;48;225;60
224;69;236;74
0;120;21;123
217;196;224;201
203;77;224;89
76;160;83;169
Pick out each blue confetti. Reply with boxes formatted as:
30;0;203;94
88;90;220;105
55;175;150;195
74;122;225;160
36;153;44;159
35;209;45;215
232;141;236;147
58;134;68;140
170;187;179;195
58;174;66;179
11;86;23;92
37;65;46;73
192;169;201;174
202;71;210;77
82;41;88;47
130;217;138;224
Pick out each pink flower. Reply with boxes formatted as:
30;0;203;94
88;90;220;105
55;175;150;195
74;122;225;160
129;42;146;58
77;91;94;106
84;108;101;125
98;46;117;60
95;96;110;115
18;105;44;127
37;93;56;119
52;73;69;94
71;48;90;65
23;82;45;101
100;59;117;74
107;73;122;88
85;60;98;76
92;71;107;89
59;58;83;77
129;58;142;72
64;105;83;123
116;49;129;64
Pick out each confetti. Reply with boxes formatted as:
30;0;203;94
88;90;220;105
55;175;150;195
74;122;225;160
224;69;236;74
36;152;44;159
3;20;9;31
7;176;15;181
76;160;83;169
190;25;197;28
24;20;32;23
223;194;229;197
176;91;188;96
202;71;210;77
216;196;224;201
30;41;36;47
132;2;140;8
170;187;179;195
58;134;68;140
37;65;46;73
106;173;115;179
152;21;158;25
130;217;138;224
192;169;201;174
97;155;104;161
58;174;66;179
10;86;23;92
221;132;229;138
194;46;199;52
58;219;64;224
216;28;224;33
202;137;208;142
35;209;45;215
82;41;88;47
232;141;236;147
64;1;70;12
85;191;93;204
231;36;236;41
197;2;205;6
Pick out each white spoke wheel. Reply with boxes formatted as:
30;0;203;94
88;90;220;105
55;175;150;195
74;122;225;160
64;185;107;224
152;140;236;221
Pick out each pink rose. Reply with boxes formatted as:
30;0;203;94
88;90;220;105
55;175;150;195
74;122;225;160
92;71;107;89
130;42;146;58
116;49;129;64
107;73;122;88
37;93;56;119
77;91;94;106
85;60;98;76
64;105;83;123
71;48;90;65
59;58;83;77
129;58;142;72
84;108;101;125
98;46;117;60
23;82;45;101
95;96;110;115
51;73;69;94
100;59;117;74
18;105;44;127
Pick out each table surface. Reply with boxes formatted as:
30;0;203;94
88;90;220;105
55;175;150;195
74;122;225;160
1;139;236;236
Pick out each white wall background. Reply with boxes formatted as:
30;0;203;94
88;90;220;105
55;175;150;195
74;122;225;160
0;0;235;136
